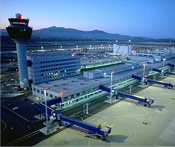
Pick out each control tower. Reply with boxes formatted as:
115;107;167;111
6;13;32;89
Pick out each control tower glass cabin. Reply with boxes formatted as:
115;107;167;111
6;14;32;89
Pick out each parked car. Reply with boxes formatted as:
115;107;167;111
12;106;19;111
7;103;15;108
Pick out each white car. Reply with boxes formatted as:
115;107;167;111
12;106;19;111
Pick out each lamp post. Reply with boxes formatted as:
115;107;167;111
60;91;63;108
108;71;114;103
143;63;147;78
104;71;115;104
111;71;114;91
44;87;49;135
163;58;166;67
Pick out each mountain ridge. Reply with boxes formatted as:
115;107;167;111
1;26;174;41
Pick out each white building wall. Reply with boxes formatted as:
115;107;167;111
113;44;117;54
113;44;132;55
27;55;80;84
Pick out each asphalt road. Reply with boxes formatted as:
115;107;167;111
1;96;45;146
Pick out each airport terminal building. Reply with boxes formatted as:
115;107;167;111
31;47;175;108
27;53;80;84
32;60;173;107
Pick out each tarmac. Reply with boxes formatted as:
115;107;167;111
35;76;175;146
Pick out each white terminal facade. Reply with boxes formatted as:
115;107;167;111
109;44;132;55
31;46;175;108
27;53;80;84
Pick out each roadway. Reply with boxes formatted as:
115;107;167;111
1;96;45;146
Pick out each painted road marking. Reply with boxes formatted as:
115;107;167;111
110;124;115;128
88;118;96;122
93;119;103;124
95;120;104;125
101;121;108;126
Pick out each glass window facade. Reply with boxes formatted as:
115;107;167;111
28;55;80;84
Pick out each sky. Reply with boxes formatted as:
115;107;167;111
0;0;175;38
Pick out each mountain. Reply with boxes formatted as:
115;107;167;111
32;26;132;40
0;26;153;41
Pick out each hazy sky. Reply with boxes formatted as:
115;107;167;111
0;0;175;38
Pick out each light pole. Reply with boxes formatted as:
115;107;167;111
110;71;115;103
44;87;49;135
111;71;114;91
60;91;63;108
163;58;166;68
143;63;147;78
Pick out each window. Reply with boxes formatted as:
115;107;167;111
41;91;44;94
46;93;48;96
37;89;40;93
77;93;80;97
50;94;53;98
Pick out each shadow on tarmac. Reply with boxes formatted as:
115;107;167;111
107;134;128;143
150;105;165;109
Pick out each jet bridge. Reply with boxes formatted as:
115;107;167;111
152;68;175;76
167;63;175;68
165;71;175;76
99;85;154;107
132;75;174;89
46;97;62;106
37;102;111;139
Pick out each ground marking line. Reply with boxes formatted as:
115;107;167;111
2;105;40;123
95;120;104;125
